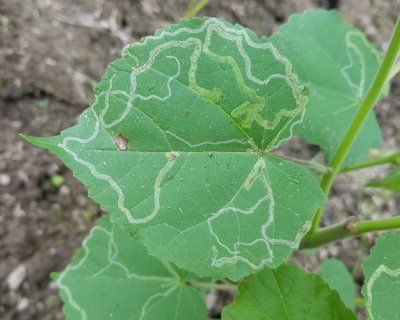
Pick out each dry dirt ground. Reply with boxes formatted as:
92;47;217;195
1;0;400;319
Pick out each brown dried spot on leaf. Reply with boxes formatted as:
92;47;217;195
113;135;128;151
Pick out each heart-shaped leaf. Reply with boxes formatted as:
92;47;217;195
23;17;324;280
270;10;384;167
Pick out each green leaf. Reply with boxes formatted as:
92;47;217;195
22;17;324;280
270;10;383;167
365;169;400;193
222;264;357;320
57;216;207;320
362;231;400;320
320;258;355;310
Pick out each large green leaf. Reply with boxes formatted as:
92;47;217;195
23;17;324;280
320;258;355;310
54;216;207;320
222;264;357;320
365;169;400;193
362;231;400;320
270;10;383;167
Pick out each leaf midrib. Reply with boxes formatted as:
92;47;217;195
59;147;258;154
270;270;290;320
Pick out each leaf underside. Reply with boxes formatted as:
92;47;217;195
24;17;325;280
270;10;384;167
362;231;400;320
221;263;357;320
56;216;207;320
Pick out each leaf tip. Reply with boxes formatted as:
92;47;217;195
20;133;41;146
50;271;60;281
20;133;55;149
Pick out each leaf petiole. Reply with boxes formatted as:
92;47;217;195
339;151;400;173
186;280;238;291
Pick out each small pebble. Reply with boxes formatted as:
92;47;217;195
48;280;58;290
7;265;26;290
13;204;26;218
0;173;11;186
17;298;29;311
59;185;71;195
47;163;59;175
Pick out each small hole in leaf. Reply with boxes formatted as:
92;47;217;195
113;135;128;151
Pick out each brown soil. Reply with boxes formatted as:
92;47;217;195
1;0;399;319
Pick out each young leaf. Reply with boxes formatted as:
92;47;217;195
221;264;357;320
365;169;400;193
56;216;207;320
22;17;324;280
320;258;355;310
362;231;400;320
270;10;383;167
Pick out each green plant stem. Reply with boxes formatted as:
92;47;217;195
300;216;400;249
310;14;400;232
340;151;400;173
184;0;210;19
357;217;400;233
355;297;365;308
186;280;237;291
